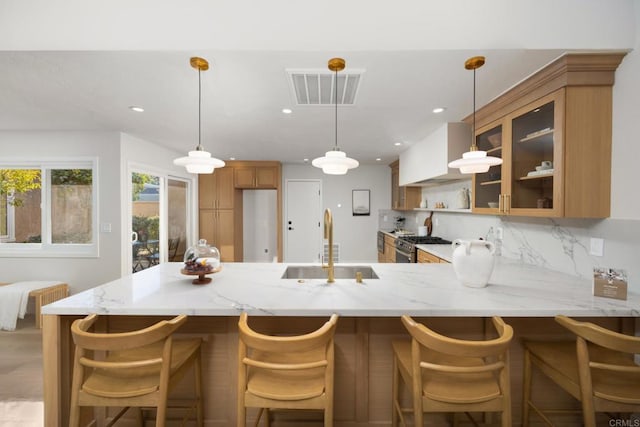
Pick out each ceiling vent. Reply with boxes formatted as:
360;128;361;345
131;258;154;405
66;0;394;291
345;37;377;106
286;68;364;105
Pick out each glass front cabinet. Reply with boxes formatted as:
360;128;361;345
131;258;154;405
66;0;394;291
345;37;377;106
471;53;624;219
473;90;567;217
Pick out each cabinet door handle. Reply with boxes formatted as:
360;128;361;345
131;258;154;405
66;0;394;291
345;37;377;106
498;194;503;213
505;194;511;214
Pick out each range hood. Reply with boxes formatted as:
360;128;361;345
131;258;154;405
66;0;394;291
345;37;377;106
399;122;471;186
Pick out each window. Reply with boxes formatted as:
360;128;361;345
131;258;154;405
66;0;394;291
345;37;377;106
0;160;97;257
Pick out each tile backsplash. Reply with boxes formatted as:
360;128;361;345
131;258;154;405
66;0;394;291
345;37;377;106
380;181;640;293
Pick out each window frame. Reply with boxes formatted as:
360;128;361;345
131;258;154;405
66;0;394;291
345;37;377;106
0;158;99;258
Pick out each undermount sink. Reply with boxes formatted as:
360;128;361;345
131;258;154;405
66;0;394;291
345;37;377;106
281;265;379;280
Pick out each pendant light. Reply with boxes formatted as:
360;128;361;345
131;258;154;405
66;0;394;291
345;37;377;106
448;56;503;174
312;57;359;175
173;57;225;174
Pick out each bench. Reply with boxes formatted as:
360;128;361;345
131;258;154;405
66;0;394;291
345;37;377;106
0;282;69;329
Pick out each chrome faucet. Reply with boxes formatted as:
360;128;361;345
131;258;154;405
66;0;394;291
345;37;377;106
322;208;335;283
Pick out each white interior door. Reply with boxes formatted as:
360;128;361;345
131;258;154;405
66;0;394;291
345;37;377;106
285;180;322;262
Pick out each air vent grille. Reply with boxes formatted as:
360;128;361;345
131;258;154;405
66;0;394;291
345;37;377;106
323;243;340;263
287;68;364;105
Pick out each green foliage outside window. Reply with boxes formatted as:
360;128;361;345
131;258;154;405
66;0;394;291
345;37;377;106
0;169;41;207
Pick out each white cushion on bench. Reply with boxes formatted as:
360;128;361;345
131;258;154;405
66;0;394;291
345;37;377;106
0;281;64;331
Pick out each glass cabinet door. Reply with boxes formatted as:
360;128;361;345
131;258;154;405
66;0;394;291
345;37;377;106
509;91;561;215
472;123;503;212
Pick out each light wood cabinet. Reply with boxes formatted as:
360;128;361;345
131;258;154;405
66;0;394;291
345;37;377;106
417;249;449;264
390;160;421;211
198;167;235;210
234;161;280;189
384;235;396;263
198;167;242;261
198;209;237;262
470;53;625;218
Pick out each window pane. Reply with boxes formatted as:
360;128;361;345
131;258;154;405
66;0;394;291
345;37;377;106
0;169;41;243
51;169;93;244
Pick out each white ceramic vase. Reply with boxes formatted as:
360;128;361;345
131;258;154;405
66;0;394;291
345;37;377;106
451;239;496;288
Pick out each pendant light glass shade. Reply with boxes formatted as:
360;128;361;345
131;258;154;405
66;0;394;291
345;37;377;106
173;57;225;174
448;56;503;174
312;58;359;175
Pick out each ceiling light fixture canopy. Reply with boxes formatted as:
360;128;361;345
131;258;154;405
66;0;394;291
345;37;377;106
312;57;359;175
173;57;225;174
448;56;503;174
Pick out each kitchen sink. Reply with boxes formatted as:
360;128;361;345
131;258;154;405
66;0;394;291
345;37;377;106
281;265;379;280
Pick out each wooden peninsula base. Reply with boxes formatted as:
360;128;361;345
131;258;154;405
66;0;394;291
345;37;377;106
43;314;631;426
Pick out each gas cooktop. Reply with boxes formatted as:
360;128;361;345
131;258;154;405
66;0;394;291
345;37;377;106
397;236;452;245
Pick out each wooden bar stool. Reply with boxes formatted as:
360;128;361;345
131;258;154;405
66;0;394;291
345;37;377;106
69;314;203;427
237;312;339;427
392;315;513;426
522;315;640;427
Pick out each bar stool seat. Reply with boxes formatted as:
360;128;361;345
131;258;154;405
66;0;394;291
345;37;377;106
237;312;338;427
69;314;203;427
392;315;513;427
522;315;640;427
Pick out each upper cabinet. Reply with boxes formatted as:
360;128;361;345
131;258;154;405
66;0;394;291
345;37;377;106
390;160;421;210
470;52;625;218
198;167;235;210
233;161;280;189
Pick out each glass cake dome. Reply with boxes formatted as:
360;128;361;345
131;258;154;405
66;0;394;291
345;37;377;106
183;239;220;270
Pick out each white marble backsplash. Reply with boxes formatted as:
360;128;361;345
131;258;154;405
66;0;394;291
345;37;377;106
381;207;640;293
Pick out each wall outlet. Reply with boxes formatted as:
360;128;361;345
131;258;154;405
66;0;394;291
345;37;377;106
434;218;439;227
590;238;604;257
100;223;112;233
383;215;388;222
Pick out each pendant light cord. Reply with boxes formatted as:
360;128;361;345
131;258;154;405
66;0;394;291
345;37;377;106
197;67;202;151
334;68;338;151
472;66;477;150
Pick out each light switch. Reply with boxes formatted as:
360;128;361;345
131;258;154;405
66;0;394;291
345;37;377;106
100;223;112;233
589;238;604;257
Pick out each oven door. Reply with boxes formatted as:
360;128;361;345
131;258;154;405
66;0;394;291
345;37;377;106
395;247;413;263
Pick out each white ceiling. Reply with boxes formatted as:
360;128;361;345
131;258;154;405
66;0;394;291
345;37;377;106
0;1;635;165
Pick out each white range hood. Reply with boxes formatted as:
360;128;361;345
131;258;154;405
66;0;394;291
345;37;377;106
399;122;471;186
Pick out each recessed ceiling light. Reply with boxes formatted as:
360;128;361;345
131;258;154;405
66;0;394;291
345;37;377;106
376;158;382;161
303;158;309;163
229;157;236;160
282;108;292;114
129;106;144;112
394;142;402;146
432;107;446;114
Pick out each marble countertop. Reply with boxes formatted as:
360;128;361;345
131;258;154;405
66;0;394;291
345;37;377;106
43;260;640;318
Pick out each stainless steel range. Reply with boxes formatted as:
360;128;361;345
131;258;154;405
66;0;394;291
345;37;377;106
395;235;452;263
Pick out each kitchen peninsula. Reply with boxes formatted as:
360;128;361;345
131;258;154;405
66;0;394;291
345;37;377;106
42;261;639;426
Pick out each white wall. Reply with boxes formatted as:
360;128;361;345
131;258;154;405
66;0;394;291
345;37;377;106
611;1;640;220
0;131;122;292
283;164;390;262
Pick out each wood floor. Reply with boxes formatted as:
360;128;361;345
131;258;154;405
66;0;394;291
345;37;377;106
0;315;44;427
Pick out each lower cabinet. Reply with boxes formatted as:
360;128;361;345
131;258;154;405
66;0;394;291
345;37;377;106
384;236;396;263
199;209;238;262
417;249;449;264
